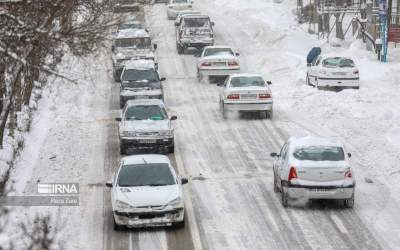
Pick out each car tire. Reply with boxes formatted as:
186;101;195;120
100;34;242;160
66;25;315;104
113;218;125;231
344;194;355;208
177;44;184;54
168;145;175;154
352;86;360;90
120;144;126;155
273;175;279;193
197;69;203;81
173;218;185;229
268;110;273;119
281;185;289;208
221;101;227;119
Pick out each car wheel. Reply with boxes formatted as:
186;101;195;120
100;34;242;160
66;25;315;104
344;194;355;208
352;86;360;90
197;69;203;81
177;44;184;54
281;185;289;208
221;101;227;119
113;217;124;231
273;175;279;193
168;145;175;154
120;144;126;155
172;218;185;229
268;110;273;119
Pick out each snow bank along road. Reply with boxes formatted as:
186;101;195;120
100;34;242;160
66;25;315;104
8;0;400;249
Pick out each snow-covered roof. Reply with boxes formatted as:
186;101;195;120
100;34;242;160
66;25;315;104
178;10;201;16
122;154;170;165
116;28;149;39
125;99;164;107
124;59;155;70
289;136;343;148
182;14;210;19
230;73;263;78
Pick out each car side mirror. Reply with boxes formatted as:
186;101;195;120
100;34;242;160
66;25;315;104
153;44;158;50
106;181;113;187
111;45;115;52
175;22;179;26
267;81;272;85
347;153;352;158
160;77;166;81
170;115;177;120
181;178;188;185
115;117;122;122
307;63;311;67
211;21;215;26
270;152;279;157
235;52;240;56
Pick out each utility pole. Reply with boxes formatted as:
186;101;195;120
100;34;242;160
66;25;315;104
379;0;388;62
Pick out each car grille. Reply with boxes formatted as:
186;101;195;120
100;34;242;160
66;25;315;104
136;132;159;136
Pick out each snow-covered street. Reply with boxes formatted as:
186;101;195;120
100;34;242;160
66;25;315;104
3;0;400;249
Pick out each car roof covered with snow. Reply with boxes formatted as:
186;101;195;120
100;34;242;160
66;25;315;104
288;136;344;149
229;73;264;79
116;28;150;39
204;45;233;50
121;154;170;166
125;99;165;107
124;59;155;70
182;14;210;20
177;10;201;16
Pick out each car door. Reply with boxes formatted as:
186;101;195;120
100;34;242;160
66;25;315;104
275;143;288;187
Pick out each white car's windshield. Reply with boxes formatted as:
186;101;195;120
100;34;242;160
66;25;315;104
125;105;167;120
118;163;175;187
293;146;345;161
122;69;159;82
115;37;151;49
322;57;355;68
230;76;265;88
204;48;233;57
183;18;210;28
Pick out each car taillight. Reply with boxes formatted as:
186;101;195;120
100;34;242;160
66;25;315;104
259;93;271;99
228;61;238;67
227;94;240;100
288;166;298;181
201;62;211;67
353;69;359;74
344;170;352;178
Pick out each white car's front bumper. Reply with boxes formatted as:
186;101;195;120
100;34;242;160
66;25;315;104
199;68;240;77
224;101;273;111
114;208;184;228
317;77;360;88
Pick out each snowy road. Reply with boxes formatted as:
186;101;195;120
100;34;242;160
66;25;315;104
7;0;400;249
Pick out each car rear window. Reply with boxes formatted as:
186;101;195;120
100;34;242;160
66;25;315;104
118;163;175;187
183;18;210;28
204;48;234;57
293;146;345;161
230;76;266;88
322;57;355;68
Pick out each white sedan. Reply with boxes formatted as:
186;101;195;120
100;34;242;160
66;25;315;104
196;46;240;81
271;137;355;208
167;0;193;20
306;56;360;89
219;74;273;119
106;154;188;229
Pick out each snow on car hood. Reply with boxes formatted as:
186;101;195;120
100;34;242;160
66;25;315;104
121;119;171;132
116;185;179;207
120;88;162;97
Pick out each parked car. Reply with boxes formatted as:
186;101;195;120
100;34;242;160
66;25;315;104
113;0;140;12
176;14;214;54
219;73;273;119
174;10;201;27
167;0;193;20
119;59;165;108
112;28;157;82
271;136;355;208
116;99;176;154
306;56;360;89
196;45;240;81
106;154;188;229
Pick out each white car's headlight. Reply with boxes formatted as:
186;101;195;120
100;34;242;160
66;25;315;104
123;131;136;137
159;130;172;136
115;200;132;211
168;197;183;208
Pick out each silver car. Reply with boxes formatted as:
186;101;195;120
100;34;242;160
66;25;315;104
271;136;355;208
116;99;177;154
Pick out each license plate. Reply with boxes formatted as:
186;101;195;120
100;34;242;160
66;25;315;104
136;95;149;99
332;72;346;76
241;94;257;99
213;62;226;67
310;188;331;193
140;139;156;144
